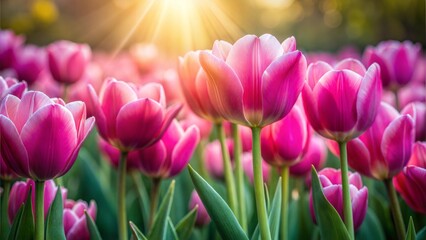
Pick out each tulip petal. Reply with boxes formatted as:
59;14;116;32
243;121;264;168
302;84;323;133
169;125;200;177
14;91;52;132
363;48;391;87
306;61;333;89
67;51;86;82
134;141;168;177
116;98;163;149
393;46;414;85
355;63;382;133
195;71;222;120
351;186;368;230
212;40;232;60
199;51;245;124
381;115;415;177
281;36;296;53
0;94;20;119
347;139;373;178
65;101;86;139
137;82;166;107
87;84;107;139
63;209;78;235
334;59;366;76
262;51;306;126
66;217;90;240
0;116;29;177
21;104;77;180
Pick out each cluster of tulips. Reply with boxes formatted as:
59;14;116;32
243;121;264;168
0;29;425;240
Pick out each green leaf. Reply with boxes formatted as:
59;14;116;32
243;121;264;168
14;188;34;240
7;204;24;240
148;180;175;240
356;209;385;240
251;178;282;240
129;221;147;240
311;167;350;240
416;226;426;240
406;217;416;240
166;217;179;240
46;186;66;240
85;211;102;240
175;206;198;240
264;183;270;212
188;165;248;240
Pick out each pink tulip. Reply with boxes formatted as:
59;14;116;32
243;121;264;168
180;111;213;140
0;76;27;102
363;40;421;88
309;168;368;230
204;140;228;179
261;104;311;167
8;179;67;223
133;120;200;178
393;142;426;214
242;152;270;183
302;59;382;142
290;135;327;177
0;91;95;180
129;43;159;74
47;40;91;84
63;199;97;240
329;102;415;180
401;102;426;141
13;45;46;85
199;34;307;127
189;191;210;227
0;30;24;70
178;50;223;122
88;78;181;152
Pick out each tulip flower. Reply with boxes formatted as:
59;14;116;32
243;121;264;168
393;142;426;214
13;45;46;85
363;40;421;88
8;180;67;223
204;139;228;179
47;40;91;84
0;30;24;70
0;77;27;102
401;102;426;141
189;191;211;227
290;135;327;178
309;168;368;231
63;199;97;240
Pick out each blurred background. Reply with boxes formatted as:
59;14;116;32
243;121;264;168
1;0;425;56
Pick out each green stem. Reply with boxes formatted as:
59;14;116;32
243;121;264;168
118;151;128;240
131;172;148;233
392;89;400;111
231;123;247;231
252;127;271;240
338;141;354;240
35;181;45;240
216;123;238;215
63;84;70;103
281;166;289;240
0;180;11;240
196;142;209;179
148;178;162;230
384;178;406;240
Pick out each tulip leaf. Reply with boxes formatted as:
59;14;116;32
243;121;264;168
13;188;34;240
46;186;66;240
311;167;350;240
175;206;198;240
356;209;385;240
416;226;426;240
406;217;416;240
85;211;102;240
251;178;282;240
7;204;24;240
188;165;248;240
129;221;147;240
166;217;179;240
148;180;175;240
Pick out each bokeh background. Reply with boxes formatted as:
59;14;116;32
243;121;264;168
1;0;425;56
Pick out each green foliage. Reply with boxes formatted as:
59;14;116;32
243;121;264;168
46;186;66;240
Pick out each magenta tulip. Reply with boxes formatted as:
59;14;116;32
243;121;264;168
133;120;200;178
199;34;307;127
401;102;426;141
290;135;327;177
261;104;311;167
0;30;24;70
363;40;421;88
189;191;210;227
8;180;67;223
47;40;91;84
302;59;382;142
309;168;368;230
393;142;426;214
88;78;181;152
98;137;140;171
13;45;46;85
0;91;95;180
0;77;27;102
63;199;97;240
